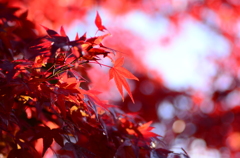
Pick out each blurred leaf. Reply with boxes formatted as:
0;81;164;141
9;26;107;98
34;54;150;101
115;139;138;158
95;11;107;32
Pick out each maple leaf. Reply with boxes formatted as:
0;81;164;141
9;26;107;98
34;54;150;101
109;57;139;103
86;33;110;45
79;32;87;41
60;26;67;37
95;11;107;32
88;48;110;57
126;121;159;140
137;121;159;139
31;126;64;156
41;25;70;56
41;25;60;37
75;33;79;40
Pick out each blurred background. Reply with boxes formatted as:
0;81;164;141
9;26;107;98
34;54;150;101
4;0;240;157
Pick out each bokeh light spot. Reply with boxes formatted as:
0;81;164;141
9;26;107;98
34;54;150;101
227;132;240;151
157;101;175;120
225;90;240;109
139;80;154;95
128;100;142;112
200;100;214;114
184;123;196;136
172;120;186;133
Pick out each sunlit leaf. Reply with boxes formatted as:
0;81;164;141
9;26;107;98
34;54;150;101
109;57;138;103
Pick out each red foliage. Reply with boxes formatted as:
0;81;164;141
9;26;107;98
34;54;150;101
95;11;107;32
0;3;189;158
109;57;139;103
2;0;240;157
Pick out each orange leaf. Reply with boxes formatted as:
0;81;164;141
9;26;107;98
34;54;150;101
86;33;110;45
110;69;123;99
114;57;124;67
138;121;160;138
138;121;153;131
114;67;139;80
109;57;138;103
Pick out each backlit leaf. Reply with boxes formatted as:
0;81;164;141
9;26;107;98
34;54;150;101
60;26;67;37
86;33;110;45
114;57;124;67
95;11;107;32
109;57;138;103
138;121;159;139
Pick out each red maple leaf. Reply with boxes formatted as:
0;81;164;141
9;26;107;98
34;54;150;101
31;126;64;157
137;121;160;139
126;121;159;139
86;33;110;45
60;26;67;37
109;57;138;103
95;11;107;32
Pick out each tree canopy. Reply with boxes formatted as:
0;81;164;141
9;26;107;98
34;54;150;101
0;0;240;158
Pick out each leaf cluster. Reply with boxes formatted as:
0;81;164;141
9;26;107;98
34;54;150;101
0;3;189;158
